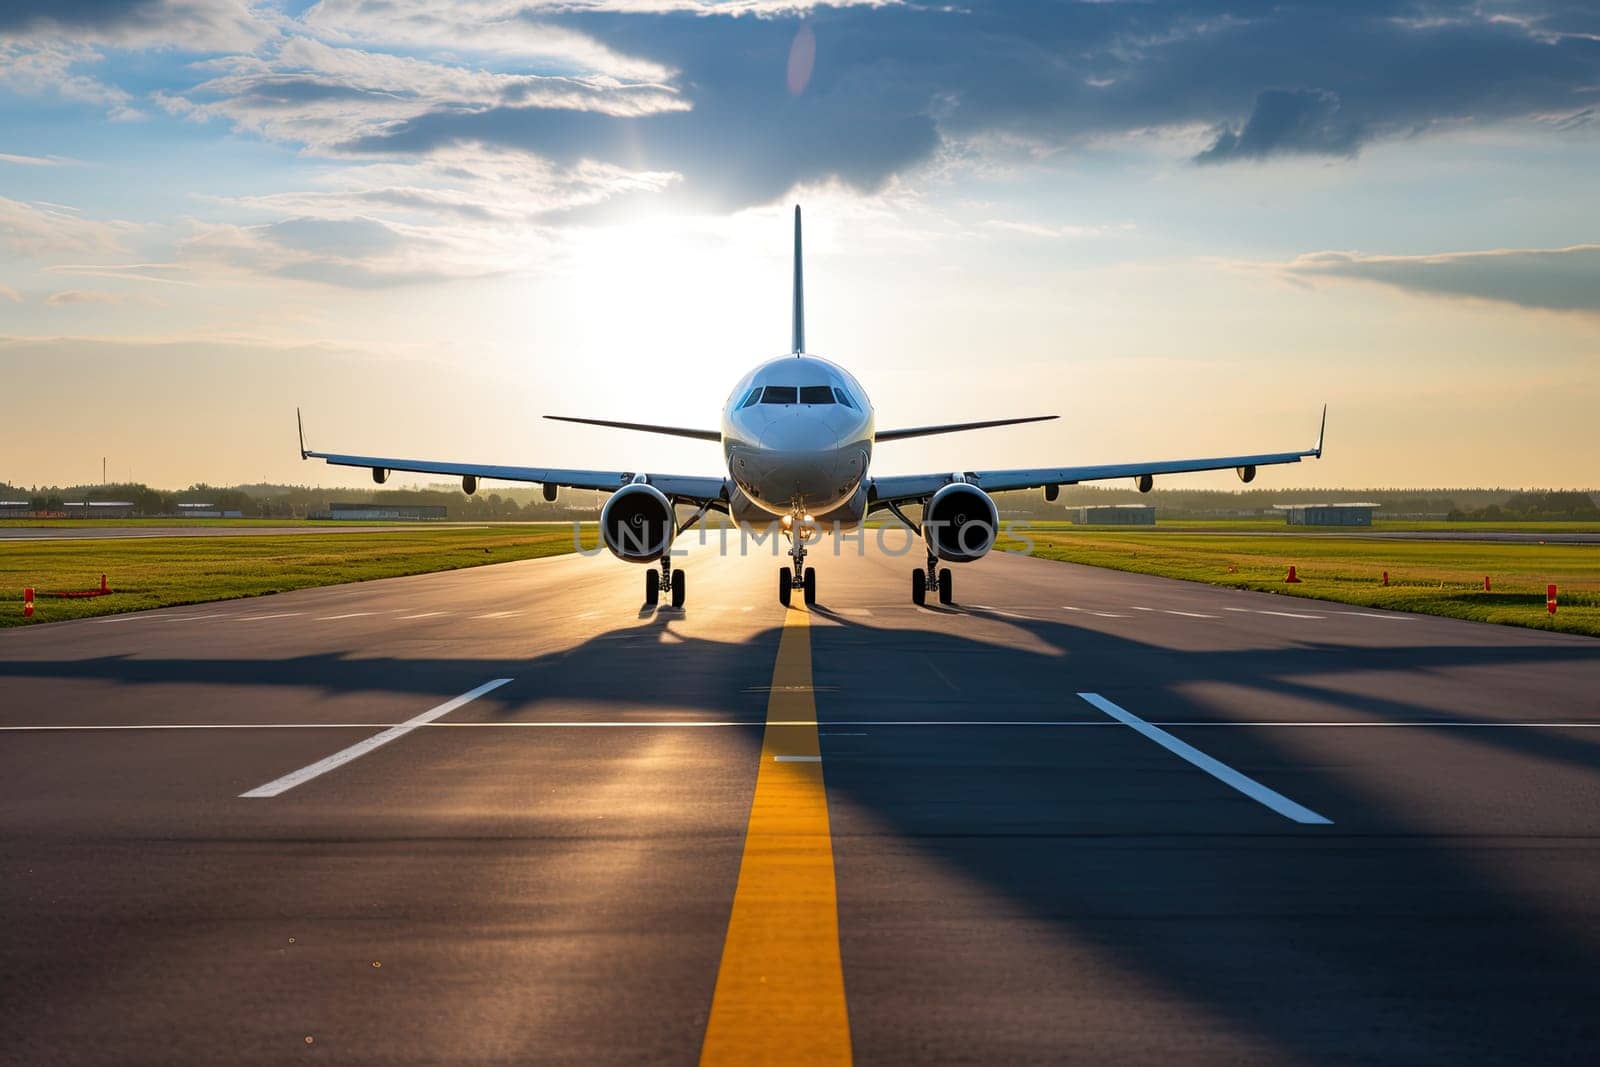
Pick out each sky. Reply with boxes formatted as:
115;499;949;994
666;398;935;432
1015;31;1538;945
1;0;1597;491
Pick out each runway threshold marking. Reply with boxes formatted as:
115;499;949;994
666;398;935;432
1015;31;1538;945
701;605;851;1065
1078;692;1333;826
237;678;513;798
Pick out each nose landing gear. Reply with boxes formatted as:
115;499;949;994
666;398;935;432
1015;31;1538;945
912;549;954;606
646;556;686;608
777;514;817;607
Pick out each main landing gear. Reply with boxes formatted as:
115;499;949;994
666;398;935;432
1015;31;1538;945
777;519;817;607
644;556;685;608
911;549;954;606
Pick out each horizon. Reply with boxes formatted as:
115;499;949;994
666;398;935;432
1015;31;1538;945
3;2;1598;489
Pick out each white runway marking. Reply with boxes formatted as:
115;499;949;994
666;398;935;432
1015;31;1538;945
474;610;521;619
973;605;1036;620
1078;692;1333;825
398;611;449;619
91;611;234;624
773;755;822;762
1224;607;1323;620
1337;611;1412;620
234;612;302;621
317;612;375;620
238;678;513;798
839;608;874;616
1132;606;1219;618
1062;606;1132;618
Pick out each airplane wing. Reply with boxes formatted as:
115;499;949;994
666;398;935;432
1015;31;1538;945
543;416;720;442
875;415;1057;442
297;411;727;501
871;407;1326;504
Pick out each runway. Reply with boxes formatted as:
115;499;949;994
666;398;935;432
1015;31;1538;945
3;536;1599;1064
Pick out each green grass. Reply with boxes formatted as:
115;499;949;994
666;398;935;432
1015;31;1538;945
996;528;1600;638
1;525;597;627
1015;518;1600;534
0;518;581;528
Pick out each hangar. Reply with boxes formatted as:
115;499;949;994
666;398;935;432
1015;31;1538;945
1274;503;1380;526
1069;504;1157;525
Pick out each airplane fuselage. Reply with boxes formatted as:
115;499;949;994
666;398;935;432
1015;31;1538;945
721;354;875;528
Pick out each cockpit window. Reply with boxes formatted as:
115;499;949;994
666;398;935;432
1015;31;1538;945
799;385;836;404
760;385;798;404
833;387;857;409
738;388;761;409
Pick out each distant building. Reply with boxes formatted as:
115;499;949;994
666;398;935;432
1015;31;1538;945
1069;504;1156;525
327;503;447;521
1274;503;1379;527
0;501;30;516
63;501;137;519
175;504;243;518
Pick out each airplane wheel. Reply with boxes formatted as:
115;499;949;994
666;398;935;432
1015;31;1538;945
911;568;926;606
779;567;792;607
671;569;686;608
645;570;659;605
938;568;953;605
803;567;816;605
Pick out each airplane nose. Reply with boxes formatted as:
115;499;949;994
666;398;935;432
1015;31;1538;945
759;414;838;452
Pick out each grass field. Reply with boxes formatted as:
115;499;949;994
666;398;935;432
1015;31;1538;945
997;527;1600;637
2;525;595;627
1013;518;1600;534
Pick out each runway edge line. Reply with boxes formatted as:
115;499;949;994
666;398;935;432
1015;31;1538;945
700;605;852;1065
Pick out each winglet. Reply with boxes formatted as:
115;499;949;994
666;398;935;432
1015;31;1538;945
791;204;805;356
296;407;308;460
1314;404;1327;458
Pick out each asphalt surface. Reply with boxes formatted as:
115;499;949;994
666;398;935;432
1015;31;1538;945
3;535;1599;1065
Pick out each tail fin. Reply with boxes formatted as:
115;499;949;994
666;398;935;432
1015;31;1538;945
791;204;805;355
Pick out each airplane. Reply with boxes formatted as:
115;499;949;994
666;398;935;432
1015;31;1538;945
298;206;1325;609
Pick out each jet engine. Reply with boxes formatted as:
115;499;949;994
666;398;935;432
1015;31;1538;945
600;483;676;563
923;483;999;563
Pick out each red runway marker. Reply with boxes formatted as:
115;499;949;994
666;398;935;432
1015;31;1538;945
23;587;33;618
1548;584;1558;615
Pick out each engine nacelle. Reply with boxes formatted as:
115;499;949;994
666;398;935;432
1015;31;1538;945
923;483;999;563
1236;465;1257;484
1135;473;1154;494
599;483;676;563
462;474;478;495
372;467;389;485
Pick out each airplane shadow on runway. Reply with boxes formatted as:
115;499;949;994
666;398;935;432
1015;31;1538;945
5;609;1600;1062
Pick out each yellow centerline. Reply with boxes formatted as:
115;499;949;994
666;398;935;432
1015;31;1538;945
700;604;852;1065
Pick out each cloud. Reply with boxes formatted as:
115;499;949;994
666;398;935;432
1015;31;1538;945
985;219;1134;239
1282;245;1600;313
0;283;20;303
0;1;270;52
0;151;80;166
0;40;139;118
0;196;136;258
178;213;522;287
46;262;192;285
1196;89;1364;163
163;37;686;149
45;288;130;306
327;1;1600;208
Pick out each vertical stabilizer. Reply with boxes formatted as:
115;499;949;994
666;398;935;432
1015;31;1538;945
791;205;805;355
